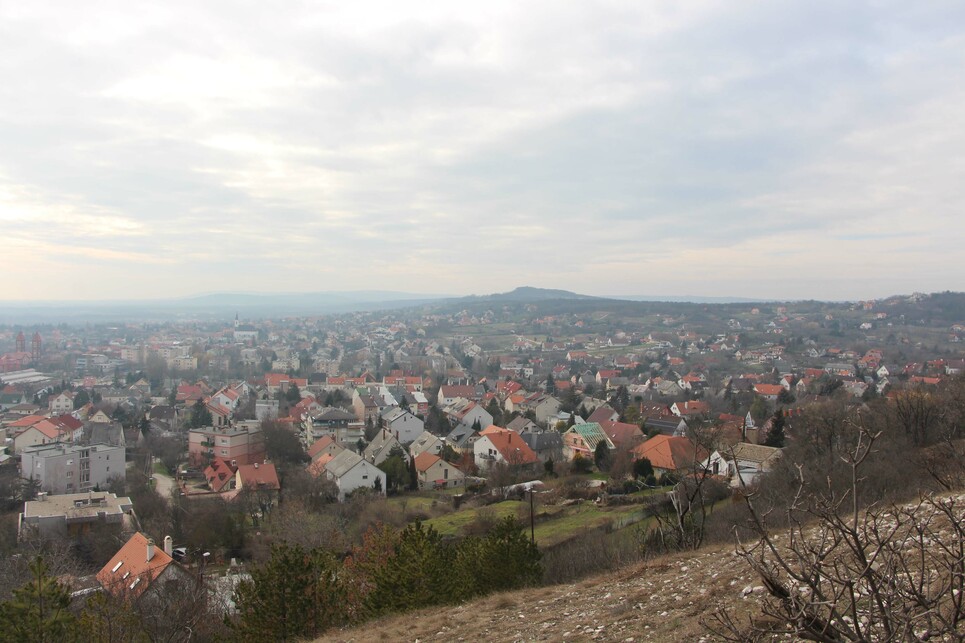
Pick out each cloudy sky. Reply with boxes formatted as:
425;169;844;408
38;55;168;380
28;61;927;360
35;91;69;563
1;1;963;302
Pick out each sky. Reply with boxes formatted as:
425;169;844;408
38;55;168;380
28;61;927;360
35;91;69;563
1;1;963;302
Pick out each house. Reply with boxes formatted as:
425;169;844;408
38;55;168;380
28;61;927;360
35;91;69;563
518;428;563;464
414;452;464;490
587;406;620;424
352;392;380;424
307;435;345;462
752;384;784;402
380;407;424;444
473;428;539;472
21;442;125;495
408;431;445;459
89;409;112;424
204;458;238;492
364;429;409;467
235;462;280;493
323;450;387;501
86;422;126;447
13;421;66;454
48;391;75;414
706;442;782;488
506;416;539;434
641;415;688;437
20;491;134;540
599;420;644;452
97;532;193;600
670;400;711;418
438;385;481;406
443;398;493;430
561;422;614;461
445;424;479;454
632;435;707;476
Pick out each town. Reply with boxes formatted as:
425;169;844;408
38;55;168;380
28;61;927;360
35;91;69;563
0;288;963;639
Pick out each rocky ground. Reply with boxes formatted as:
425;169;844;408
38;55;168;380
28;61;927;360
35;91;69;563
317;541;778;642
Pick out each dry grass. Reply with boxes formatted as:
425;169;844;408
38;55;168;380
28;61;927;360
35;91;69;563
315;541;772;642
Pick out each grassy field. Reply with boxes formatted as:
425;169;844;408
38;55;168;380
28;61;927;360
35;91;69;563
421;497;653;548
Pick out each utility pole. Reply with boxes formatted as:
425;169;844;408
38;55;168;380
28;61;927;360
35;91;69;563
529;488;535;545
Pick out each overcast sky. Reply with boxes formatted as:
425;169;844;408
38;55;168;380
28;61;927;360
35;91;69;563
1;1;963;302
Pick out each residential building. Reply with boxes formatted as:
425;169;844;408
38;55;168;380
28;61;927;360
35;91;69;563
97;532;193;601
188;423;265;467
323;450;387;501
20;491;134;539
414;452;464;490
22;442;125;495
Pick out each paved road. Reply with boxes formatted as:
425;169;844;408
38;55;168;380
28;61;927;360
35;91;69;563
153;471;176;501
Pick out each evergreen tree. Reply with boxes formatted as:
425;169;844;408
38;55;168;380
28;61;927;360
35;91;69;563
365;522;458;615
471;417;482;432
0;557;76;642
285;382;302;404
232;543;346;641
188;399;213;428
473;517;542;592
632;457;654;481
764;409;786;448
545;374;556;395
593;439;612;472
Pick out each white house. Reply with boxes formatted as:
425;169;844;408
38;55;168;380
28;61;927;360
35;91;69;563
324;450;387;501
380;407;424;444
414;452;464;490
705;442;782;488
48;391;75;414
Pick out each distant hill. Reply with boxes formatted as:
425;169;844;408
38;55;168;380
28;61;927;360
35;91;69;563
462;286;600;302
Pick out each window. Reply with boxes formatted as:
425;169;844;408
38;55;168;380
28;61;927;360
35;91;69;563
221;449;228;456
66;471;73;478
362;475;368;480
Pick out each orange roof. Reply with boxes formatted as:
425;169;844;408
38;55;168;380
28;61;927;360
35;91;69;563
479;424;509;436
483;430;538;465
754;384;785;396
9;414;46;428
307;454;335;478
632;435;707;472
413;451;442;473
97;532;175;599
308;436;337;459
264;373;289;386
236;462;280;490
204;458;238;492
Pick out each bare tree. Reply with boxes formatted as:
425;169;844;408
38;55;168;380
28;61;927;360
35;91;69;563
710;422;965;641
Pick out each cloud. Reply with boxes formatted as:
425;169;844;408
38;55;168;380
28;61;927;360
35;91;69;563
0;0;963;301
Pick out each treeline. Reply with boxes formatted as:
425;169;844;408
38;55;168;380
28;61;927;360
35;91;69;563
0;517;541;642
232;517;541;640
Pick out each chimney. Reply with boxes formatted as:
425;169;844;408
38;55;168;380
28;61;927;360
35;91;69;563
146;538;155;562
163;535;173;557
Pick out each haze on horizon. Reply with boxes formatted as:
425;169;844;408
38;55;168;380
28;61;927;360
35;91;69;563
1;1;963;303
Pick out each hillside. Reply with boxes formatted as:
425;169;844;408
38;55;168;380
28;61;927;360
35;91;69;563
317;541;769;642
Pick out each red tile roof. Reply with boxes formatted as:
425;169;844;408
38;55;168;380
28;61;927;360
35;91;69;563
97;532;176;599
632;435;707;472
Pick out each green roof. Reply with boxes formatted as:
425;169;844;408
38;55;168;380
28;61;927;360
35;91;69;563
568;422;612;450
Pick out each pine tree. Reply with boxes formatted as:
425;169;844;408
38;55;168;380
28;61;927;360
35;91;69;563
0;557;76;642
364;522;457;615
231;543;346;641
764;409;786;448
